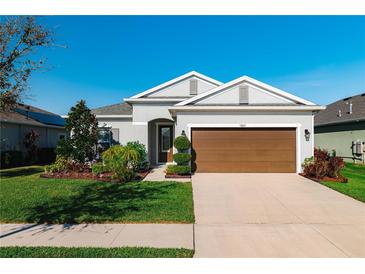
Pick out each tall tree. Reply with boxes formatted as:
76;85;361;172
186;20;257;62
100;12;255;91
59;100;98;163
0;16;53;111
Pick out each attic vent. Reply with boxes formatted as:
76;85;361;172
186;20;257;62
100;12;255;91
338;110;342;117
189;79;198;95
239;85;249;104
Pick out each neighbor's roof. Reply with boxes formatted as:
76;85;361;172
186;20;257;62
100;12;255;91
314;92;365;126
91;103;132;116
0;103;65;127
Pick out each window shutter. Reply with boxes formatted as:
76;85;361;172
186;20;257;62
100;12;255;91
189;79;198;95
239;85;249;104
111;128;119;143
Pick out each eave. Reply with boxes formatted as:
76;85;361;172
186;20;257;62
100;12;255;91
169;105;326;116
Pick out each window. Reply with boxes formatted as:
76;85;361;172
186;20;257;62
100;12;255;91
160;127;171;152
97;129;111;144
189;79;198;95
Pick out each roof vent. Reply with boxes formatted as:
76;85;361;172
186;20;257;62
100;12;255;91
338;110;342;117
343;96;352;101
349;102;353;114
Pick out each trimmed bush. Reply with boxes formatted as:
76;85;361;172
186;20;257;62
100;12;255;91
173;136;191;151
173;153;191;165
166;165;191;175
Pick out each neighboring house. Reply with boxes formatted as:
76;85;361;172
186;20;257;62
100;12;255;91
0;103;66;156
314;93;365;163
92;71;324;173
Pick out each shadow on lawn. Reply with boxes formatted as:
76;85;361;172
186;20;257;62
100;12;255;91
0;167;44;178
24;181;175;224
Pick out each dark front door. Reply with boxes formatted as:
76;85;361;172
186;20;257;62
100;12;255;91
158;125;173;163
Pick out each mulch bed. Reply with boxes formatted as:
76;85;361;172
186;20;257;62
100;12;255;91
165;174;191;179
40;169;151;183
299;173;348;183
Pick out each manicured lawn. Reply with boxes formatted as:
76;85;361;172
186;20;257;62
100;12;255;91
321;163;365;203
0;246;194;258
0;166;194;223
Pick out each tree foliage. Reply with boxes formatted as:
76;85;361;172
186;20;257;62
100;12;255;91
0;16;53;110
58;100;98;163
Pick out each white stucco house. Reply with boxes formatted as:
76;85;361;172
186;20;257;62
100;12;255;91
92;71;325;173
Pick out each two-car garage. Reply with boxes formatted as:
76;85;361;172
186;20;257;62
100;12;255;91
191;128;297;173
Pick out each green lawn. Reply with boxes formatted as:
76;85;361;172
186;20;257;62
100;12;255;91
0;166;194;223
0;246;194;258
321;163;365;203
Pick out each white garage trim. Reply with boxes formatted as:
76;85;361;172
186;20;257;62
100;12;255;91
187;123;302;174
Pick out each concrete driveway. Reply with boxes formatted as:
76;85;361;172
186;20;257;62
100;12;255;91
192;173;365;257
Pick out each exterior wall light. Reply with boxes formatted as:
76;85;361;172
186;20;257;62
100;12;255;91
181;130;186;136
304;129;311;142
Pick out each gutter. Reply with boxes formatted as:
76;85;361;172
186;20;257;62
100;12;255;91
0;120;65;129
124;98;185;104
314;118;365;127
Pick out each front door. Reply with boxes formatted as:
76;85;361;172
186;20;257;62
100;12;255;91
158;125;173;163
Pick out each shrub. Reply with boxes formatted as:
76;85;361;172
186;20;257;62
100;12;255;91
327;156;345;178
125;141;149;171
174;136;191;151
173;153;191;165
0;151;23;168
302;148;345;180
45;156;68;174
166;165;191;175
91;162;106;175
102;145;139;182
23;129;39;163
37;148;56;164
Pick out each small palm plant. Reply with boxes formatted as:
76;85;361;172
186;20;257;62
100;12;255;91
102;145;140;182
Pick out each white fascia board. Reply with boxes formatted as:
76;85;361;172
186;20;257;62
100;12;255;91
176;75;316;106
130;71;223;99
169;105;326;115
95;115;132;118
124;98;185;103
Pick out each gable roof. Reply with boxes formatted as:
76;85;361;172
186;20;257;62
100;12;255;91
0;103;65;127
176;75;316;106
314;92;365;126
91;103;132;116
130;71;223;99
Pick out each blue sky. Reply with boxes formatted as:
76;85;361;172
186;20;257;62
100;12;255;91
22;16;365;115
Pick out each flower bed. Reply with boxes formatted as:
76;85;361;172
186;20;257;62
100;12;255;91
300;173;348;183
41;169;150;183
301;148;348;183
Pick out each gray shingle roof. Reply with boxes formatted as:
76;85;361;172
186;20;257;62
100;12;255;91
314;93;365;126
0;103;65;127
91;103;132;115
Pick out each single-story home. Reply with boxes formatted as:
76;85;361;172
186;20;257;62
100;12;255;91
0;103;66;166
92;71;325;173
314;93;365;163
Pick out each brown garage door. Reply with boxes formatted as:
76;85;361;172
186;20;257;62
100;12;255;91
191;128;296;173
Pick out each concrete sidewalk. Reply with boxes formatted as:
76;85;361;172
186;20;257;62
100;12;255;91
0;223;193;249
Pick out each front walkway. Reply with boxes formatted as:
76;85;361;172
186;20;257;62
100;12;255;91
143;165;191;182
0;223;193;249
192;173;365;258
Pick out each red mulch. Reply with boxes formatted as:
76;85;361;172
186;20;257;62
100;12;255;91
299;173;348;183
41;169;151;183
